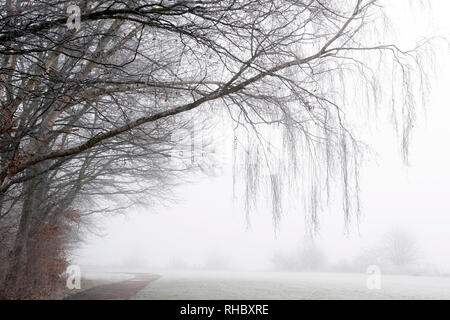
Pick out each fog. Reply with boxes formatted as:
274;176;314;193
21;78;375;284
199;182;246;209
74;1;450;276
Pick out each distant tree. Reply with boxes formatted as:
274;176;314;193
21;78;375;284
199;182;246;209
382;228;419;269
352;228;420;274
272;240;327;272
298;241;327;271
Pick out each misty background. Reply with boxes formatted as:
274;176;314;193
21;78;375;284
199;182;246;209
74;1;450;276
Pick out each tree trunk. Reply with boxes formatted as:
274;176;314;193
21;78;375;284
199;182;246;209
1;179;35;298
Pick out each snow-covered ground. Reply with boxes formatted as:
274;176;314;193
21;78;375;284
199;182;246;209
131;270;450;300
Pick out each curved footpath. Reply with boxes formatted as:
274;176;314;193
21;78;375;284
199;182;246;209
64;273;160;300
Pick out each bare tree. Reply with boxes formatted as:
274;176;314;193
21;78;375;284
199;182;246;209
0;0;431;297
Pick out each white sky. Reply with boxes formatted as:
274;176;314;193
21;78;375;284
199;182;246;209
75;1;450;273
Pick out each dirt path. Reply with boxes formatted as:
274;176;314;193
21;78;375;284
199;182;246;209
64;274;160;300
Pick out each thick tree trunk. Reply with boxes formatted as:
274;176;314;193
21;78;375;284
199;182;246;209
1;179;35;298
